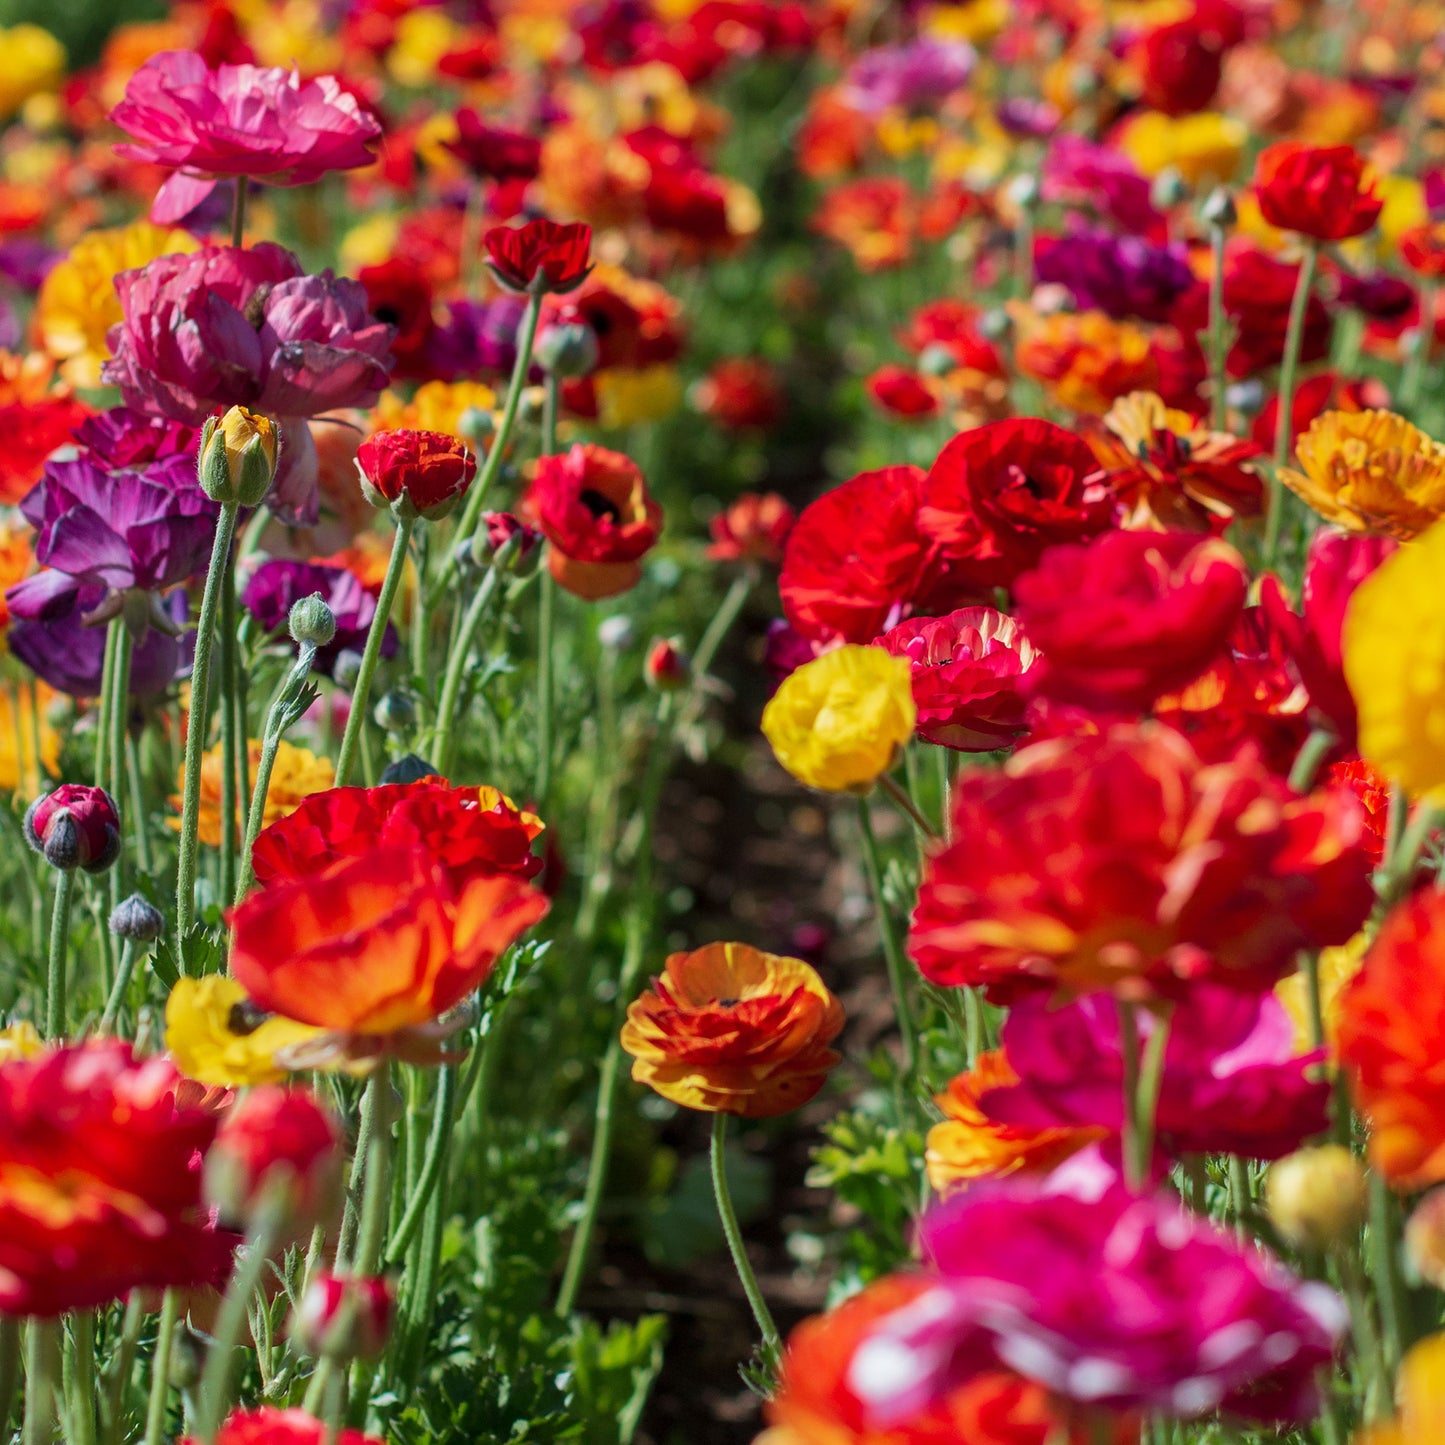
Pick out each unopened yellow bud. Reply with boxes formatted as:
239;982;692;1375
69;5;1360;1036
1265;1145;1368;1251
199;406;278;506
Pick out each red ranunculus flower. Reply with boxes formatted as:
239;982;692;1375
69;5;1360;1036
875;608;1039;751
228;848;549;1035
694;358;784;430
356;428;475;521
707;492;795;566
25;783;122;874
524;443;663;599
1134;19;1224;116
780;465;941;643
442;111;541;181
909;724;1374;1000
182;1407;384;1445
1401;222;1445;279
867;364;942;418
357;258;436;378
917;419;1114;588
248;780;544;889
1014;531;1248;714
1254;143;1383;242
0;1041;235;1315
483;219;593;296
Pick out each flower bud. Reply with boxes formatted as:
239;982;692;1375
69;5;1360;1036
203;1085;343;1236
978;307;1012;341
198;406;278;507
1406;1189;1445;1287
288;593;337;648
356;428;477;523
373;688;417;734
917;343;959;379
457;407;495;444
24;785;121;873
1201;186;1238;229
109;893;164;943
645;638;690;692
1265;1145;1368;1251
332;649;364;690
291;1272;394;1361
535;316;599;379
479;512;542;575
378;753;440;786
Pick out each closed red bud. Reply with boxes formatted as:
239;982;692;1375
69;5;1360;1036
24;785;121;873
203;1086;343;1236
645;638;689;691
291;1271;394;1361
356;429;476;522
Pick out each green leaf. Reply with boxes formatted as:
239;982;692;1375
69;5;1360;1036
152;924;225;990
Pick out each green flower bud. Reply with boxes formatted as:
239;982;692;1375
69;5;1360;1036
198;407;279;507
288;593;337;648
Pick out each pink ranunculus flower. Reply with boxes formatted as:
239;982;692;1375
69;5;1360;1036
849;1170;1346;1426
110;50;382;224
874;608;1039;751
102;245;393;524
979;986;1330;1161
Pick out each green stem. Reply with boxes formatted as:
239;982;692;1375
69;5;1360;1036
351;1063;395;1278
101;1296;145;1445
335;517;414;788
141;1292;179;1445
194;1204;285;1444
230;179;247;248
1118;998;1143;1190
109;630;133;890
857;795;920;1078
710;1114;781;1362
45;869;75;1040
22;1320;57;1445
176;501;241;938
1134;1009;1171;1183
1369;1169;1405;1375
95;618;121;798
1208;219;1230;432
441;293;544;590
0;1317;19;1443
98;940;138;1035
433;567;503;777
879;771;938;842
385;1063;457;1264
126;735;153;876
218;560;242;909
1402;279;1438;418
66;1312;97;1445
1264;240;1319;568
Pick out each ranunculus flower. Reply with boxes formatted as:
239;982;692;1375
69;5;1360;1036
248;781;543;889
866;364;941;418
292;1271;394;1361
1343;516;1445;798
849;1177;1346;1425
1280;409;1445;540
762;1274;1106;1445
165;975;328;1088
1042;135;1161;239
874;608;1038;751
1253;141;1383;242
980;986;1330;1161
102;245;394;524
706;492;794;566
483;220;593;296
110;50;381;223
909;724;1375;999
0;352;92;505
844;38;975;115
5;453;216;632
228;847;548;1035
621;942;844;1117
762;645;916;792
356;428;476;521
1034;227;1194;324
442;111;541;181
917;419;1113;588
780;466;940;644
1014;531;1248;714
241;559;395;678
1133;18;1225;115
1013;310;1160;418
24;783;121;873
524;443;663;599
693;358;784;430
181;1407;384;1445
0;1041;235;1315
1339;892;1445;1189
172;739;333;850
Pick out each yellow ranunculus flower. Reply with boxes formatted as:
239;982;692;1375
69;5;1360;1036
386;8;459;87
169;739;334;847
0;25;66;122
1344;516;1445;799
762;646;916;793
0;681;59;794
1281;410;1445;539
1117;110;1246;186
372;379;498;438
165;975;328;1086
1354;1330;1445;1444
595;366;684;429
0;1021;43;1064
36;222;199;386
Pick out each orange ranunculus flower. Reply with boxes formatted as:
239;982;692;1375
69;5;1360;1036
1012;309;1158;416
1355;1331;1445;1445
622;942;844;1118
228;847;548;1036
0;352;92;504
1401;222;1445;279
1338;893;1445;1190
1252;142;1382;242
757;1274;1109;1445
925;1051;1100;1196
170;739;334;848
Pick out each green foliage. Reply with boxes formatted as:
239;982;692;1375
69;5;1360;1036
637;1143;770;1272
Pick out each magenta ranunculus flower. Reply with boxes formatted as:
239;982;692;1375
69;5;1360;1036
102;244;393;523
874;608;1038;751
979;987;1330;1160
849;1172;1346;1426
110;50;382;223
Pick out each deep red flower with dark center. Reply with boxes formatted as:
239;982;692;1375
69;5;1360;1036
442;111;541;181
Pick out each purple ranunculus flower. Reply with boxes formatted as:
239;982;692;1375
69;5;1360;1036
0;298;19;352
239;558;396;677
1042;134;1163;239
1335;270;1416;323
74;407;200;470
101;243;394;525
424;295;529;381
979;987;1330;1160
10;589;192;698
849;1171;1346;1426
6;455;217;633
844;38;976;115
1034;225;1194;323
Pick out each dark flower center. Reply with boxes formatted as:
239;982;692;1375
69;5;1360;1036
579;487;622;522
227;1001;270;1036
